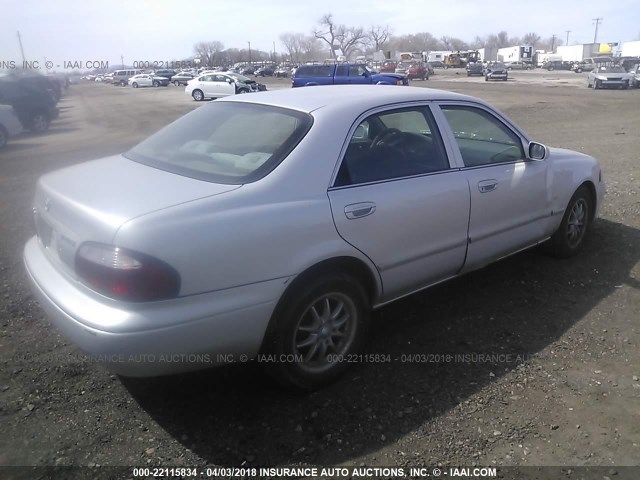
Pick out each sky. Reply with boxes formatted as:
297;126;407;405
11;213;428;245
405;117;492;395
1;0;639;70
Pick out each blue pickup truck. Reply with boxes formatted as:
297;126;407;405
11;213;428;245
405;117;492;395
292;63;408;88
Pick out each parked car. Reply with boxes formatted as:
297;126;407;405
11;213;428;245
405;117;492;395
505;61;532;70
292;63;407;87
171;72;196;86
0;79;59;133
428;61;445;69
240;66;256;76
128;74;170;88
631;64;640;88
24;85;605;390
112;69;145;86
466;62;484;76
484;62;508;81
254;67;274;77
542;60;572;71
587;65;633;89
379;60;397;73
274;67;290;78
0;104;23;148
406;63;429;80
153;69;177;80
572;57;613;73
186;72;262;101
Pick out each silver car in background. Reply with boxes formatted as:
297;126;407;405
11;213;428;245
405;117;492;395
587;65;633;89
24;86;605;390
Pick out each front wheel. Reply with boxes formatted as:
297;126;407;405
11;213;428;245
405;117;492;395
485;75;489;81
262;273;369;391
192;89;204;101
173;80;180;86
132;82;138;88
544;186;593;258
594;79;601;89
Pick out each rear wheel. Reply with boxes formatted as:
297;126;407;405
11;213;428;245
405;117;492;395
192;89;204;101
262;273;369;391
544;186;593;258
622;81;629;90
173;80;180;86
30;112;50;133
485;75;489;81
594;79;601;89
152;80;160;87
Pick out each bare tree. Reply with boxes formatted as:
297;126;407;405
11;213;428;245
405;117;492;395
388;32;439;53
280;32;304;63
368;24;392;51
193;41;224;67
299;36;322;62
522;32;541;47
313;13;339;58
335;25;368;59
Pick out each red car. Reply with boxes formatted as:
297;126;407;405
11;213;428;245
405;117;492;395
380;61;397;73
407;62;429;80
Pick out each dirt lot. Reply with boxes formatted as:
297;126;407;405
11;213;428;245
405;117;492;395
0;70;639;476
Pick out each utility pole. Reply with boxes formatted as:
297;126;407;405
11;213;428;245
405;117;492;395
248;41;252;64
551;34;557;52
565;30;571;46
16;31;26;64
120;55;124;68
593;18;603;43
273;40;276;64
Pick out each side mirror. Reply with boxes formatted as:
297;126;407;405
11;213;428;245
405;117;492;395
528;141;547;160
227;79;233;84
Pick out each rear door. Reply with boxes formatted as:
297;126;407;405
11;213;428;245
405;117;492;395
328;104;470;302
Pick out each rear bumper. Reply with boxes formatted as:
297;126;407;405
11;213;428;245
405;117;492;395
24;236;285;377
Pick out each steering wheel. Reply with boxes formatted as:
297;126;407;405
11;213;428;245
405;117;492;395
370;128;403;150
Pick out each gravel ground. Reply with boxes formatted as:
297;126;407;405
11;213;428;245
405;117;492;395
0;70;639;476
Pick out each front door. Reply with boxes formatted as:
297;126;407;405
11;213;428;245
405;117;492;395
437;104;550;271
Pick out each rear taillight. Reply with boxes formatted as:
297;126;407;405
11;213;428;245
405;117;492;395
75;243;180;302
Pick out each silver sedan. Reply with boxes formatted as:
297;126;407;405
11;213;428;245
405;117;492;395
24;86;605;390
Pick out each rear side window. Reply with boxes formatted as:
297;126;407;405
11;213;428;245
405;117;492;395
296;65;333;77
125;102;313;185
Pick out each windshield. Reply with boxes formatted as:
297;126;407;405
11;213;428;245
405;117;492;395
491;63;506;69
125;102;313;184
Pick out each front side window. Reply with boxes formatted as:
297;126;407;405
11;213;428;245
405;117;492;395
349;65;367;77
125;103;313;184
440;105;524;167
334;106;450;187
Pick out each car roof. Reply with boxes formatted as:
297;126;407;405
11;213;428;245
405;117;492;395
217;85;479;114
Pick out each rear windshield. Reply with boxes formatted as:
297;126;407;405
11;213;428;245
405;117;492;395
125;102;313;184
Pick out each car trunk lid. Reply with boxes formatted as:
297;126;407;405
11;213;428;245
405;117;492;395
32;155;240;278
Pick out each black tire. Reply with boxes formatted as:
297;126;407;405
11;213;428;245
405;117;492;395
544;186;593;258
0;126;7;149
485;75;489;81
152;80;159;87
237;88;249;94
261;273;369;391
29;112;50;133
173;80;180;86
622;81;629;90
132;82;138;88
192;89;204;101
120;80;126;86
594;79;601;90
577;68;583;73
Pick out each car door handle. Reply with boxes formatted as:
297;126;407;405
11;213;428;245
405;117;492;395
478;180;498;193
344;202;376;219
